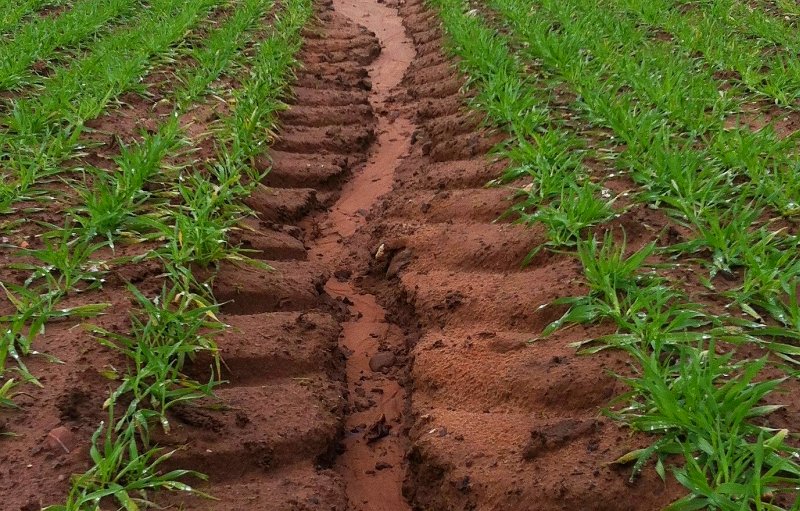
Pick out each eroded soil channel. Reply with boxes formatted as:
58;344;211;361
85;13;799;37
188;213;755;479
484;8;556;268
308;0;415;509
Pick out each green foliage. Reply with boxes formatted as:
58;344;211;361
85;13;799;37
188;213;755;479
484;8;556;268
176;0;276;110
0;0;70;35
42;408;209;511
0;378;20;410
2;0;312;507
518;185;615;254
1;281;109;383
434;0;800;507
615;346;800;511
12;225;108;293
77;116;185;241
0;0;221;215
0;0;140;91
90;284;222;429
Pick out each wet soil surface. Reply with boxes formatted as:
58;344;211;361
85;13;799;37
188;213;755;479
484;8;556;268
1;0;693;509
353;1;684;509
160;2;389;508
204;0;682;508
166;0;418;507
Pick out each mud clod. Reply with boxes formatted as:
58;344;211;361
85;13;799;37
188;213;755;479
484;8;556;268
365;415;392;444
368;351;396;372
45;426;78;454
522;419;602;461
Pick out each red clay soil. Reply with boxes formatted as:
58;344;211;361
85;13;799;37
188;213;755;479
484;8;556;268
0;7;271;510
341;0;686;510
0;0;746;510
0;3;374;510
157;4;385;509
310;0;415;508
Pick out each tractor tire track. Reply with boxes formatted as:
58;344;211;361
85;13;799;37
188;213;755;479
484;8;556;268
163;0;681;509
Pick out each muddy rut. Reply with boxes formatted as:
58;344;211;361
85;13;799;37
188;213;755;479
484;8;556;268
309;0;413;508
160;0;678;509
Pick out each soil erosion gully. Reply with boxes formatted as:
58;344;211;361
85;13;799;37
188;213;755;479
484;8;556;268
309;0;414;509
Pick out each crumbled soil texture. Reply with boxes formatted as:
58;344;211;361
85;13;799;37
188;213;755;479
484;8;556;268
351;1;800;510
352;0;688;509
156;3;383;509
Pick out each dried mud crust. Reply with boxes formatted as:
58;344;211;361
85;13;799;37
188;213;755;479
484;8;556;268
349;0;687;509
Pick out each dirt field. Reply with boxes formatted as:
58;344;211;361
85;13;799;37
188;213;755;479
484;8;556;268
3;0;800;509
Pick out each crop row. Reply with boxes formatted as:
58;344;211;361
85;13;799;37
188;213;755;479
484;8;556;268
494;0;800;337
1;0;313;507
0;0;224;221
1;0;229;387
614;0;800;106
0;0;142;91
431;0;800;508
0;0;71;34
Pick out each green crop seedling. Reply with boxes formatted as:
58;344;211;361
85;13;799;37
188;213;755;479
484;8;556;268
3;0;799;507
432;0;800;507
0;0;312;507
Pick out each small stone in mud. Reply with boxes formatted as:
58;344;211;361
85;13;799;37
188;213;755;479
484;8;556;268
456;476;471;492
46;426;77;454
354;398;373;411
444;291;464;310
369;351;396;372
296;313;318;330
282;225;303;239
386;248;413;278
375;461;393;470
235;412;250;428
365;415;391;444
429;339;445;349
334;269;352;282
